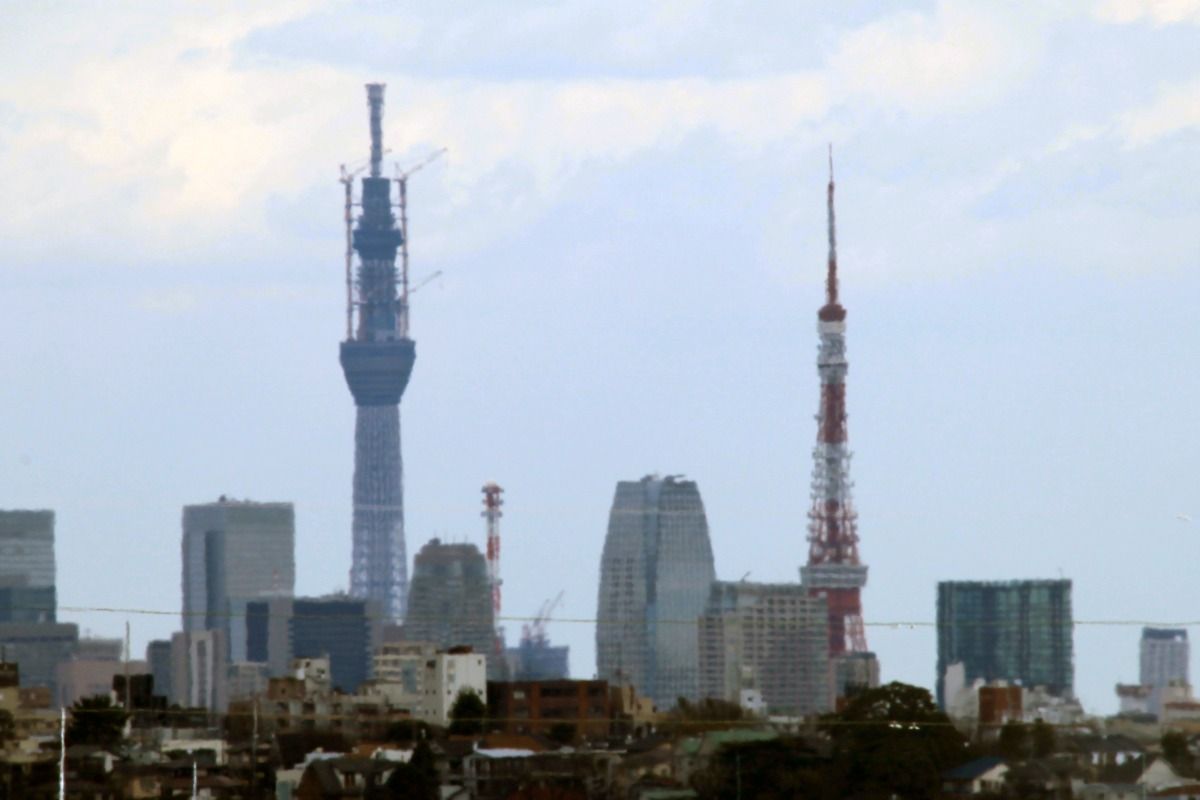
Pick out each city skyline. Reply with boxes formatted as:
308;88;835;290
3;3;1200;715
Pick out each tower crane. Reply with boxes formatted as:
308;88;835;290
394;147;448;337
521;590;565;646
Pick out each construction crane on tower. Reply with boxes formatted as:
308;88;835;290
395;147;448;338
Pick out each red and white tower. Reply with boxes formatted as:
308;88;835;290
482;482;504;651
801;150;870;659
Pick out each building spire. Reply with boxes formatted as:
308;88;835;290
826;143;838;308
819;144;846;323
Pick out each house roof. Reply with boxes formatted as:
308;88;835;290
944;756;1007;781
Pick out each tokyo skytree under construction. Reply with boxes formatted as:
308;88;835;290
339;84;415;623
800;151;879;696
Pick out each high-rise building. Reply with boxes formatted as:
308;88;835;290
340;84;417;623
595;475;716;709
170;629;228;712
246;595;382;693
698;581;830;715
936;579;1074;707
181;498;295;663
404;539;498;677
0;510;56;623
1141;627;1189;718
146;639;173;701
0;623;78;693
798;157;879;697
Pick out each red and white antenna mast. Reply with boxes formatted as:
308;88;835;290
482;482;504;646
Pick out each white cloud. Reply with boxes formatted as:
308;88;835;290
1094;0;1200;24
1118;76;1200;145
828;2;1040;112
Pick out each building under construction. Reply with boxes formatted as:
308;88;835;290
936;579;1074;707
339;84;416;623
595;475;715;709
799;153;879;704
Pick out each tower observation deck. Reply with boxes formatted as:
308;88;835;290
340;83;415;623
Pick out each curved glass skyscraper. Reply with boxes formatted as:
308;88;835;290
595;475;715;709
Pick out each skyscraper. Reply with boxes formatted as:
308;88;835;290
799;153;878;698
936;579;1074;707
340;84;416;623
404;539;498;676
596;475;716;709
0;510;56;623
181;498;294;663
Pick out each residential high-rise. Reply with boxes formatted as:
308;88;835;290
799;156;878;697
0;510;56;623
698;581;830;715
1141;627;1189;718
404;539;498;676
340;83;416;623
181;498;295;663
936;579;1074;707
595;475;716;709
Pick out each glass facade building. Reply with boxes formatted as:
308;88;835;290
181;499;295;662
936;579;1074;707
596;475;716;709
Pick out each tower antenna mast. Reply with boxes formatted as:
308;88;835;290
482;482;504;652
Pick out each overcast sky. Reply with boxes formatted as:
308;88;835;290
2;1;1199;714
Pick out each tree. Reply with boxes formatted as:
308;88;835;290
448;689;486;736
997;722;1029;759
0;709;14;742
662;697;745;735
66;695;128;749
1163;730;1191;774
820;681;968;799
691;738;826;800
382;739;439;800
1031;719;1056;758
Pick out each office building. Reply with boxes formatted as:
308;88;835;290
404;539;497;676
246;595;382;693
936;579;1073;707
595;475;716;708
698;581;830;715
0;510;57;623
1141;627;1189;718
170;629;228;712
146;639;173;701
181;497;295;663
0;623;78;693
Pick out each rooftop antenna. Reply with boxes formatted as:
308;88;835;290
826;143;838;308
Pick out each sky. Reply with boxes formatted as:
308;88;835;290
1;0;1199;715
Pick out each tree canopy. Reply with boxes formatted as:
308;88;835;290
448;689;486;736
66;695;129;749
820;681;968;799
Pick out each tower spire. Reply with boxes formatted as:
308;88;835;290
826;144;838;307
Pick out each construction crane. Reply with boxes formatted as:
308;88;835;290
521;590;564;646
337;149;390;340
481;482;504;652
394;147;448;338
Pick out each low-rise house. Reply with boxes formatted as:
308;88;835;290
942;756;1008;796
